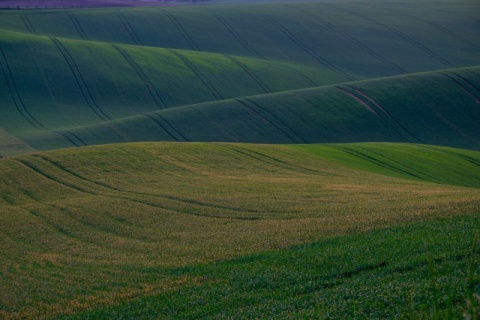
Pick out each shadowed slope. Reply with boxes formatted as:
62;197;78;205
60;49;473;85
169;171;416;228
21;66;480;151
0;1;479;154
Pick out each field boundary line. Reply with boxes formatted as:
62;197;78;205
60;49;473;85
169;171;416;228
162;10;200;51
258;10;356;81
168;49;224;101
0;46;45;129
340;7;455;68
224;55;272;94
51;38;110;121
113;45;167;109
67;12;89;41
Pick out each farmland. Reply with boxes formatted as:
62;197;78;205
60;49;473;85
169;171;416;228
0;0;479;318
1;142;480;318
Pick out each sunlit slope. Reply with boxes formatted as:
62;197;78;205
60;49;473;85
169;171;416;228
24;66;480;151
60;214;480;319
1;142;479;318
0;1;478;78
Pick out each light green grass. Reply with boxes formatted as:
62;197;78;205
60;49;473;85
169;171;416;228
0;142;479;318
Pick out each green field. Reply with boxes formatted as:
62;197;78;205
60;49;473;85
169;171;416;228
1;142;480;318
0;0;479;318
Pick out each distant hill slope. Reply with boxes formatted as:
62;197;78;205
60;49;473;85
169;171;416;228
0;1;479;154
17;66;480;151
1;141;479;318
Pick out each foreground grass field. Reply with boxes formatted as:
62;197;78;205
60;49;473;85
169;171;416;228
0;142;479;318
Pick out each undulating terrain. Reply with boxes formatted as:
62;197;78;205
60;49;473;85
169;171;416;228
0;0;479;318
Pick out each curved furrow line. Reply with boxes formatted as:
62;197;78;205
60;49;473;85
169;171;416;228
28;209;77;239
339;85;421;143
117;12;142;46
355;146;446;182
13;158;91;194
67;12;89;41
443;73;480;105
168;49;224;101
206;9;262;58
287;67;318;87
224;55;272;94
0;47;45;130
21;16;38;35
51;38;110;121
129;198;261;221
225;145;331;176
34;155;264;216
330;146;425;180
235;98;296;143
144;114;179;141
113;45;166;109
14;157;224;219
258;11;356;81
55;131;79;147
67;131;87;146
336;87;379;116
383;8;480;54
244;98;306;144
55;130;87;147
162;10;200;51
449;72;480;94
150;113;188;142
292;7;407;74
340;7;455;68
47;204;162;245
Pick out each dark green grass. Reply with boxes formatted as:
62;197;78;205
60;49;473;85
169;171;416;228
0;1;479;154
57;213;480;319
0;1;477;74
0;30;335;136
21;66;480;151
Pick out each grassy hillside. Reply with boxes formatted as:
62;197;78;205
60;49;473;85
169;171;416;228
0;1;479;154
0;30;334;133
0;142;479;318
18;66;480;151
60;214;480;319
0;1;479;318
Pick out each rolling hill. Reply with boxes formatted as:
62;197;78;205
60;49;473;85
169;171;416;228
1;142;480;318
0;0;479;318
0;0;479;154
